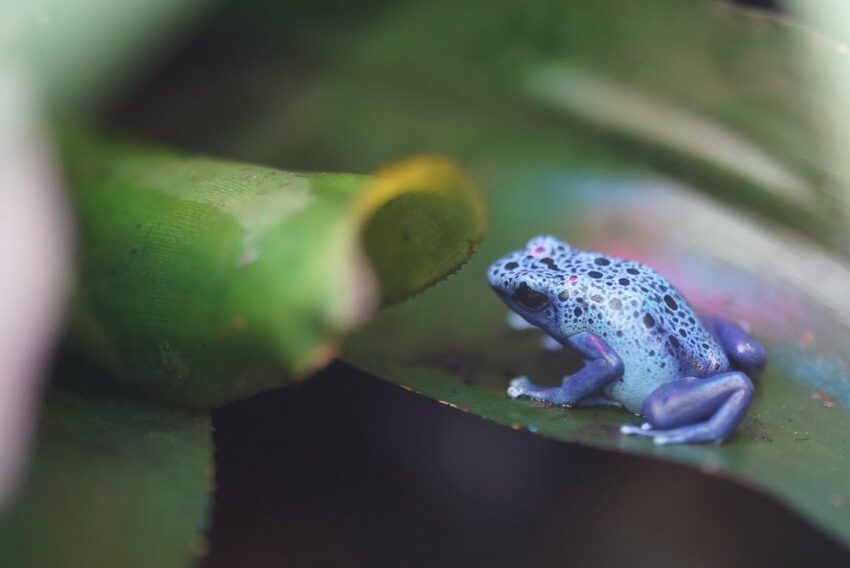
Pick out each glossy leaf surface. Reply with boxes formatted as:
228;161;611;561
249;0;850;547
345;167;850;545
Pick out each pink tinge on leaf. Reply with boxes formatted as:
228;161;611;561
0;64;72;509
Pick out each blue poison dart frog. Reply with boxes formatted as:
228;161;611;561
487;236;766;445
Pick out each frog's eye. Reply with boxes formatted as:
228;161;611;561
514;283;548;311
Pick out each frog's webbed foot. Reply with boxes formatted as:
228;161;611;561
703;316;766;377
507;377;574;406
508;378;620;407
505;332;623;407
507;375;578;406
620;371;754;445
506;376;533;399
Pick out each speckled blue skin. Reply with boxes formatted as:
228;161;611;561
488;236;766;445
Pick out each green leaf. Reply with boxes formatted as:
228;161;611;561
65;132;486;407
344;163;850;545
0;371;213;567
239;0;850;547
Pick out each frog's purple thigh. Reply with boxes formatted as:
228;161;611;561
620;372;754;444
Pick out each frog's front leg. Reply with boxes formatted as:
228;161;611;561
620;371;754;444
506;332;623;406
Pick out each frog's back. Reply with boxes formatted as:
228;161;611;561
561;251;729;411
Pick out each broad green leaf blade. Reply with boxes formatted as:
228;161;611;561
220;0;850;541
65;132;486;407
344;165;850;546
0;373;213;567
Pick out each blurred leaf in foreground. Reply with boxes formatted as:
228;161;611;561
0;64;71;508
65;132;486;407
0;369;212;567
0;126;488;566
1;0;212;111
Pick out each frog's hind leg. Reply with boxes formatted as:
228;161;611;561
620;372;753;444
506;332;623;406
703;316;766;376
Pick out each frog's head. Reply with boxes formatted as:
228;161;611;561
487;235;572;332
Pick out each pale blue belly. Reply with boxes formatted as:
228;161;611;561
582;320;730;413
600;339;682;414
604;364;679;414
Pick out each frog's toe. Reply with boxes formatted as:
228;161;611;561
620;423;652;436
653;434;698;445
652;433;682;445
507;376;531;398
652;431;725;445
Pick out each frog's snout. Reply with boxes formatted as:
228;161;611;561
486;259;502;288
487;256;519;294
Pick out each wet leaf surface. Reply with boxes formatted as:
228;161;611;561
345;168;850;546
199;0;850;545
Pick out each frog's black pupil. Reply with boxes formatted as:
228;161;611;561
515;283;547;310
